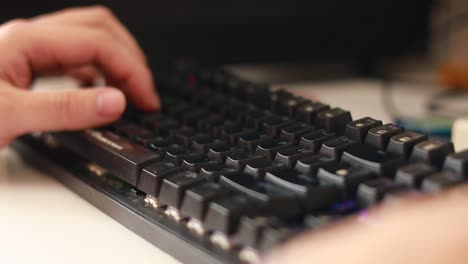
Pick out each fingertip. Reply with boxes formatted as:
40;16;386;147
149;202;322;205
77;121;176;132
96;87;126;118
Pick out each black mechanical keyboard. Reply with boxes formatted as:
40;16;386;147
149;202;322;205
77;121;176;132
13;66;468;264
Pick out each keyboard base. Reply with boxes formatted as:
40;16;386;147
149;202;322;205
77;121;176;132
12;137;238;264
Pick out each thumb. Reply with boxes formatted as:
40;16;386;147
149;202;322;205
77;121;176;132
6;87;125;136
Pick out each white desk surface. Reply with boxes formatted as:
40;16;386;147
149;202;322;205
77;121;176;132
0;79;440;264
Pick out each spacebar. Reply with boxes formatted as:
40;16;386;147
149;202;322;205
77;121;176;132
53;129;161;186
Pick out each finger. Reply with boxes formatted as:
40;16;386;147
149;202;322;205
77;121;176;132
66;65;99;85
264;186;468;264
1;87;125;136
0;21;159;110
32;5;147;63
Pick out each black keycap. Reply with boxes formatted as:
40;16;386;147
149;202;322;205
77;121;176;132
148;138;179;155
277;96;309;117
317;163;376;196
244;159;285;179
299;130;336;152
315;108;352;135
158;171;206;208
226;152;268;171
207;144;244;162
113;120;154;140
295;154;336;176
181;155;221;172
204;194;256;234
410;139;454;168
165;147;204;166
421;172;463;193
341;144;403;176
345;117;383;143
357;178;407;208
244;110;274;130
233;217;291;250
237;132;274;151
170;127;198;147
274;147;316;168
365;124;404;150
141;116;181;136
256;139;294;161
166;102;192;119
320;136;356;160
181;109;209;127
222;127;256;145
191;136;225;154
387;131;428;159
279;123;316;144
54;130;160;186
197;115;224;134
199;166;239;182
262;116;296;137
269;89;293;113
180;182;231;220
219;173;300;218
296;102;330;124
265;168;341;210
444;150;468;177
395;162;437;187
138;161;184;197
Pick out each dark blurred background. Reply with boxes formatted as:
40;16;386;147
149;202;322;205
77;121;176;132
1;0;434;73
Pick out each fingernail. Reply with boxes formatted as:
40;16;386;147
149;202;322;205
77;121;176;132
97;89;126;116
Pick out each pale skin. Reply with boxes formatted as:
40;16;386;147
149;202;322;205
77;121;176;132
1;6;467;264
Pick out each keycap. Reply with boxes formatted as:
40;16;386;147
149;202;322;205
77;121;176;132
244;159;285;179
421;172;463;193
191;136;226;154
54;130;161;186
141;116;181;136
444;150;468;177
197;115;224;134
270;89;293;113
181;109;209;127
180;182;231;220
357;178;407;208
317;164;376;196
237;132;274;151
199;166;239;182
226;152;268;171
410;139;454;168
256;139;294;161
138;161;184;197
148;139;180;155
181;155;221;172
204;194;257;234
387;131;428;159
170;127;198;147
165;147;204;166
265;168;341;210
222;127;255;145
219;173;300;218
207;144;244;162
262;116;296;137
279;123;316;144
341;144;403;176
295;154;336;176
233;217;289;249
158;171;206;208
365;124;404;150
274;147;316;168
298;130;336;152
278;96;310;118
304;214;340;229
395;162;437;187
112;120;154;140
315;108;352;135
319;136;356;160
296;102;330;124
345;117;383;143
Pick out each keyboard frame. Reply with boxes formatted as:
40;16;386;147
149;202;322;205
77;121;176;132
12;137;240;264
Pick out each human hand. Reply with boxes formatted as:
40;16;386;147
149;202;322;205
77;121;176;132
264;186;468;264
0;6;159;147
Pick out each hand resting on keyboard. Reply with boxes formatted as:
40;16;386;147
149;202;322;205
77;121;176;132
0;6;160;148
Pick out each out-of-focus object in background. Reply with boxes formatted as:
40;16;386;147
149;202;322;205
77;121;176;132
432;0;468;89
452;118;468;151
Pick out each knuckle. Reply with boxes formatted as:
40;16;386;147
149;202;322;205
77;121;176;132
92;5;115;19
0;19;29;39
